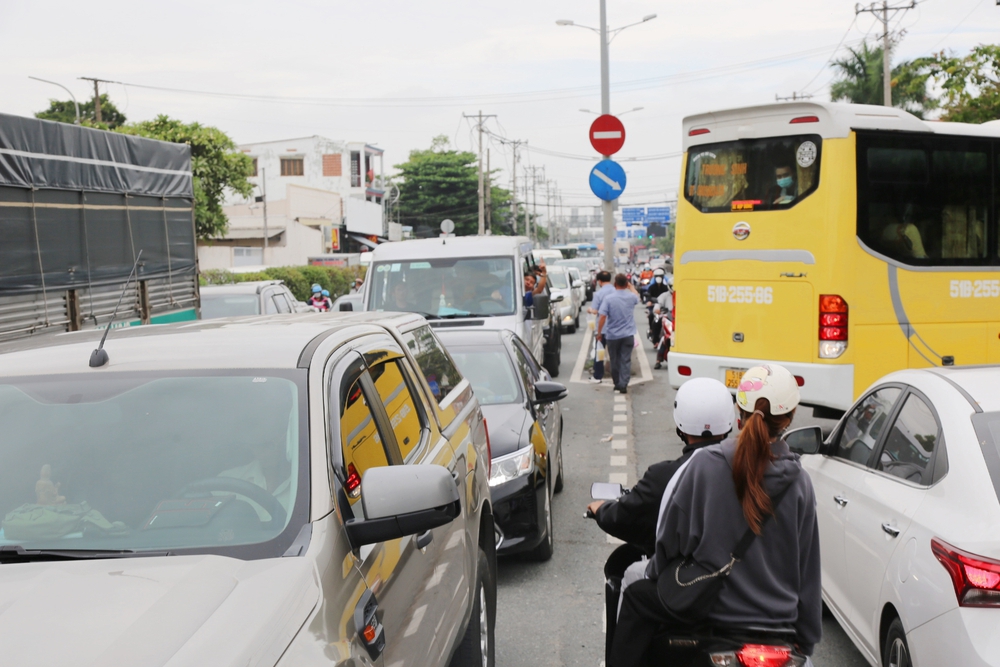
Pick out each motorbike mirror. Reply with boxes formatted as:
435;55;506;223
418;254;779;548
591;482;623;501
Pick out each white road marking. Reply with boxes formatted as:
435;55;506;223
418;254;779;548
614;395;626;403
610;455;626;466
614;404;627;412
613;426;627;435
612;439;627;450
570;325;595;384
613;414;626;422
609;472;628;485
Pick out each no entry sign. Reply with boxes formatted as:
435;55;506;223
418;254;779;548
589;114;625;156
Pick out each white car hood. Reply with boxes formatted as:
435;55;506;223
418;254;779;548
0;553;320;666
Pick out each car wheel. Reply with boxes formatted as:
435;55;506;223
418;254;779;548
553;428;564;494
530;476;554;561
574;312;580;329
449;548;496;667
883;618;911;667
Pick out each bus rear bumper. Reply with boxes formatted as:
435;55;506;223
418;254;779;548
667;352;854;412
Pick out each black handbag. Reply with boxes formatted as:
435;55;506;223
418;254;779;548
655;473;798;623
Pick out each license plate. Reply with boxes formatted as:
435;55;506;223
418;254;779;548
724;368;747;389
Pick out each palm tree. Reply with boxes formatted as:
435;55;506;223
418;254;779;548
830;43;936;118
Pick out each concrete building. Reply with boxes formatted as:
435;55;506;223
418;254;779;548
204;135;394;269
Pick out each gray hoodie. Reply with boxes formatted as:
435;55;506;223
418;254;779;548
649;438;822;655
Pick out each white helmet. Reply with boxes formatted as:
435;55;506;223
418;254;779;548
674;377;734;437
735;364;800;415
653;268;665;277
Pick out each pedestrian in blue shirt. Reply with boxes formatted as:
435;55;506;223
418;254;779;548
597;274;640;394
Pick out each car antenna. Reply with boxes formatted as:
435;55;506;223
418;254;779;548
89;250;143;368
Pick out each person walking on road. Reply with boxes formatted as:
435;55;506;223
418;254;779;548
588;271;613;384
597;274;640;394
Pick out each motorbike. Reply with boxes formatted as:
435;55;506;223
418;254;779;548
587;482;810;667
654;307;672;370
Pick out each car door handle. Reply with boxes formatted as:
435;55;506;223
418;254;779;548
834;495;849;507
881;523;900;538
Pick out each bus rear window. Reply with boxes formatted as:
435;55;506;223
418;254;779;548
684;135;822;213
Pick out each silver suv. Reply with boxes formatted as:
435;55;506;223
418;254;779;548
0;312;496;666
201;280;313;318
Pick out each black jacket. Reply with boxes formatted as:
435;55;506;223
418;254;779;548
594;441;712;555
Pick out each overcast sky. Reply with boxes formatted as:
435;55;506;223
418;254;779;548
3;0;997;215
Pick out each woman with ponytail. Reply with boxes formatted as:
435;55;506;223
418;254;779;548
611;365;822;667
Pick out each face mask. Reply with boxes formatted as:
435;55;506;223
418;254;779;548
777;176;793;189
655;277;662;283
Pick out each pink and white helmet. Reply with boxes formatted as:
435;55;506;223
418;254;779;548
735;364;800;416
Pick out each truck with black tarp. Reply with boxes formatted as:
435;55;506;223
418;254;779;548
0;113;199;341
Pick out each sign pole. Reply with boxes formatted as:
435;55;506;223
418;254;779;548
599;0;615;272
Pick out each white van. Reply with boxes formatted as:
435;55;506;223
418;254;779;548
363;236;564;376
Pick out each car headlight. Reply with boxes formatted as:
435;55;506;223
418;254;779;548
489;445;533;487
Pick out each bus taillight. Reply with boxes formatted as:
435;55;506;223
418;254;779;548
819;295;848;358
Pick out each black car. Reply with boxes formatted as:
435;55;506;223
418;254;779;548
436;328;566;561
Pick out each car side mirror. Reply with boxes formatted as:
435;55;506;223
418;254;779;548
551;294;564;304
339;302;354;311
531;293;550;320
532;380;567;405
572;280;584;288
785;425;823;456
344;465;460;547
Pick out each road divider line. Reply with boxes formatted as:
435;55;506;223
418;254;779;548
570;324;594;384
610;455;626;466
613;414;626;422
614;404;627;412
613;426;627;435
612;439;627;450
609;472;628;485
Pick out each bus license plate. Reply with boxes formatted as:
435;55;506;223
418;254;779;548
725;368;747;389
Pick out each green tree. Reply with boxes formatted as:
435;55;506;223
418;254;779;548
830;43;936;117
394;135;512;237
116;116;254;239
653;225;676;257
35;94;127;129
912;45;1000;123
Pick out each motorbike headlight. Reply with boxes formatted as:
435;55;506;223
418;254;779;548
488;445;533;487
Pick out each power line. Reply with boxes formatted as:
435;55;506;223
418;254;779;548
856;1;918;106
927;0;988;51
798;16;859;93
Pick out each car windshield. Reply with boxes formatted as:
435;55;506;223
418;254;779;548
546;269;569;290
368;256;516;317
447;348;521;405
0;371;307;558
201;294;260;319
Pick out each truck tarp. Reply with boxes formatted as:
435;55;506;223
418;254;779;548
0;114;195;294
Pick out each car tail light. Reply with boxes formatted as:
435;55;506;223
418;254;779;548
737;644;793;667
932;538;1000;607
678;366;692;376
789;115;819;124
483;419;492;476
819;294;848;358
689;127;710;136
346;462;362;498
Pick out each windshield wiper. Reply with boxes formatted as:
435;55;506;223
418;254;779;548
0;545;171;563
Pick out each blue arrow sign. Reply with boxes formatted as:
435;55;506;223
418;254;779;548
589;159;627;201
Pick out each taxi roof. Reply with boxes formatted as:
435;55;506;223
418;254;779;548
368;235;532;262
0;312;426;377
683;101;1000;151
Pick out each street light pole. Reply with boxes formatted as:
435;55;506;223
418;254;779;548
599;0;616;272
28;77;80;124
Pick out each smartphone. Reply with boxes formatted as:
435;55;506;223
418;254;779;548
591;482;624;501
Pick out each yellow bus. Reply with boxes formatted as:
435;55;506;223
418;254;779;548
668;101;1000;415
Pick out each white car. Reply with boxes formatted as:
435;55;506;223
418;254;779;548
545;265;581;334
785;366;1000;667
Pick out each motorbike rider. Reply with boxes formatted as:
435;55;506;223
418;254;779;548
307;284;326;310
646;269;669;302
587;378;733;556
320;289;334;312
610;364;822;667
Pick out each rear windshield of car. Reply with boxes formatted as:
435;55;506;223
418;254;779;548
546;269;569;290
368;256;516;318
0;370;308;560
201;294;260;319
448;348;521;405
684;134;822;213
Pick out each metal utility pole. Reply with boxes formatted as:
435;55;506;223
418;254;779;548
775;92;814;102
463;111;497;235
599;0;614;270
486;149;492;234
531;167;539;244
28;77;80;124
855;1;916;107
510;143;519;235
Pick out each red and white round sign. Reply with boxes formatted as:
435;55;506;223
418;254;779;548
589;114;625;156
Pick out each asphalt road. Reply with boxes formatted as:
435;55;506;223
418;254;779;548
494;305;871;667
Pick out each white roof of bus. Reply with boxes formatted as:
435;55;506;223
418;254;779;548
683;101;1000;151
368;235;531;262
